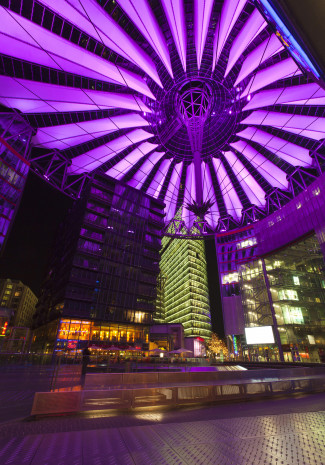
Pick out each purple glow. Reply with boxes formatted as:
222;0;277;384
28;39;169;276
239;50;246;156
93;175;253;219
241;110;325;141
38;0;162;87
162;0;187;72
240;58;301;98
0;76;151;114
146;159;172;198
225;9;266;78
182;163;196;228
68;129;153;174
0;8;155;99
201;162;219;228
230;140;288;189
223;151;265;206
237;127;311;167
32;113;149;149
106;142;158;180
235;34;284;86
213;0;247;71
127;151;165;189
241;58;302;98
212;158;242;219
243;83;325;110
194;0;214;70
117;0;173;78
164;162;183;222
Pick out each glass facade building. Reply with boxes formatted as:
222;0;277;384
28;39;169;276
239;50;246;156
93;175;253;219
239;235;325;362
156;236;212;340
216;173;325;363
33;173;164;352
0;112;32;255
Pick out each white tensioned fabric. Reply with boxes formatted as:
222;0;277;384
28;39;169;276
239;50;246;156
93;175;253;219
230;140;288;189
68;129;153;174
225;9;267;78
234;34;284;86
38;0;162;87
105;142;158;180
240;58;302;98
127;151;166;189
162;0;187;72
194;0;214;71
0;76;151;114
212;158;242;220
146;159;173;198
223;151;265;206
237;127;311;167
164;162;183;223
1;0;325;230
0;7;155;99
241;111;325;141
201;162;219;228
182;163;196;228
117;0;173;77
33;114;149;149
213;0;247;71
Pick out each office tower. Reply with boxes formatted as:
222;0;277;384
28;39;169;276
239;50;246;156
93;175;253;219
0;279;38;328
158;236;212;340
33;173;164;352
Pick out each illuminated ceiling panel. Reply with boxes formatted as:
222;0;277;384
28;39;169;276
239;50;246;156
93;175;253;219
162;0;187;72
213;0;247;71
230;140;288;189
235;34;284;86
223;151;265;206
33;114;149;149
225;9;267;78
106;142;158;180
241;58;302;98
38;0;162;87
237;127;311;167
146;159;172;198
117;0;173;77
194;0;214;70
1;0;324;233
0;7;155;99
68;129;153;174
241;110;325;141
243;83;325;110
127;151;165;189
212;158;242;220
164;162;183;223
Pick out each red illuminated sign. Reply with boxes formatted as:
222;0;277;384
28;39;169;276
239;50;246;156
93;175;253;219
1;321;8;336
67;340;78;349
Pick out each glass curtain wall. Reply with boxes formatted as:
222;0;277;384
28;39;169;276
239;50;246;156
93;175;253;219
239;235;325;362
158;237;212;339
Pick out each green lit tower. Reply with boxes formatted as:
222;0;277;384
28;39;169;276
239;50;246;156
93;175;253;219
157;236;212;340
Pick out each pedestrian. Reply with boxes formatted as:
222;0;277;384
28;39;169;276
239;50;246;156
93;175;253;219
81;345;91;386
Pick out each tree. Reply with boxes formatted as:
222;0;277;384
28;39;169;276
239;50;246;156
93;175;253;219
207;333;228;358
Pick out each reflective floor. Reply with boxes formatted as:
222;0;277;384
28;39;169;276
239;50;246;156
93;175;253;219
0;393;325;464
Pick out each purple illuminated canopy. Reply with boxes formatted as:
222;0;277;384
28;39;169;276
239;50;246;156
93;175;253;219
1;0;324;232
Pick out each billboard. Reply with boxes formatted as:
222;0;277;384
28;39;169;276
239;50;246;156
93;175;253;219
245;326;275;345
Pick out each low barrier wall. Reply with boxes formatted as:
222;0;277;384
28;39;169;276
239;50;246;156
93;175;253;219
31;368;325;416
84;367;325;388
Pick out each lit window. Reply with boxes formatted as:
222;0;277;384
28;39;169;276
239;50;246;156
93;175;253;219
293;276;300;286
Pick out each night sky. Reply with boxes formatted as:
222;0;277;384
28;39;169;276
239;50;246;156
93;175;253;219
0;172;72;295
0;172;223;335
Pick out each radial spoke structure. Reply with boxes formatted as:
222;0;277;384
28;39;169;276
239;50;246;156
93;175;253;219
1;0;325;234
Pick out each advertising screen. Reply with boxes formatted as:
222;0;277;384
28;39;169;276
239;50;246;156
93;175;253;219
245;326;275;345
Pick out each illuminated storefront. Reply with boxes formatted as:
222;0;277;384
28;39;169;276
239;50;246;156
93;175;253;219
33;318;149;353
